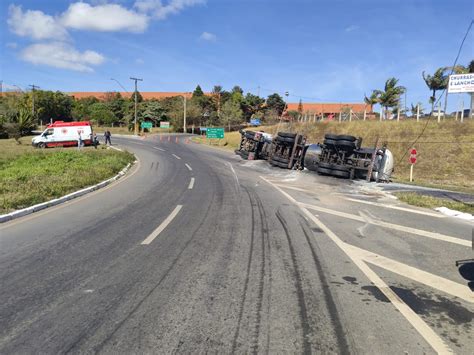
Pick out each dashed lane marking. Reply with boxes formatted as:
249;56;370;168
188;177;195;190
153;146;166;151
141;205;183;245
185;163;192;171
172;154;181;160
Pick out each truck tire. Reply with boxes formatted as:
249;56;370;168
37;142;46;149
317;167;333;175
335;140;356;150
272;155;290;164
337;134;356;142
240;151;249;159
324;133;339;140
318;161;333;169
277;136;296;144
331;169;350;178
332;164;350;172
323;139;337;146
278;132;297;139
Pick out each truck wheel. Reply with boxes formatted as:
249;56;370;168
272;155;290;164
324;133;339;140
331;169;350;178
318;162;333;169
278;132;297;139
37;142;46;149
332;164;349;172
335;140;356;151
337;135;356;142
240;151;249;159
323;139;337;146
277;136;295;144
317;167;333;175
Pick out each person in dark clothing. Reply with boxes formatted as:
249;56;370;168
104;130;112;145
92;132;99;149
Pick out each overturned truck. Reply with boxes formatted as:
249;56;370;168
236;130;394;182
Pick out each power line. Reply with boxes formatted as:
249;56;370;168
397;19;474;165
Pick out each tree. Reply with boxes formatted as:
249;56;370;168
468;60;474;73
104;92;126;124
297;99;303;115
241;93;265;121
4;104;35;142
89;102;115;126
266;93;286;116
422;68;448;112
373;78;405;120
221;99;243;131
231;86;243;95
130;90;143;103
192;85;204;98
211;85;223;118
141;100;167;126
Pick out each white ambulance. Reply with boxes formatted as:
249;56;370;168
32;121;93;148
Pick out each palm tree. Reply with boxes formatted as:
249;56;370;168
422;67;448;112
373;77;405;120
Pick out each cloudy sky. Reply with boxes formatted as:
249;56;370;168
1;0;473;110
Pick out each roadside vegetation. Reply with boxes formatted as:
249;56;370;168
395;192;474;214
0;137;134;214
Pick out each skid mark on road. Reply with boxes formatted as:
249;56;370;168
261;176;454;354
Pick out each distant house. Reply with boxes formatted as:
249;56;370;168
68;92;194;100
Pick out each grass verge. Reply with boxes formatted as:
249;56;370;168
394;192;474;214
0;137;134;214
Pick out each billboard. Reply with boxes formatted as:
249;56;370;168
448;73;474;93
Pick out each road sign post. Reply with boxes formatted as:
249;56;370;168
409;148;417;182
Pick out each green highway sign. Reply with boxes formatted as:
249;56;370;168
141;121;153;129
206;127;225;139
160;121;170;129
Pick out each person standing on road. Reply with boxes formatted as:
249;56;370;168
104;130;112;145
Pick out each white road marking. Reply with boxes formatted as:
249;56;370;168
344;197;444;218
274;184;315;193
185;163;192;171
345;243;474;303
188;177;195;189
172;154;181;160
141;205;183;245
153;146;165;151
299;202;470;247
260;176;453;354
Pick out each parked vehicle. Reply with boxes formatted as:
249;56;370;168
32;121;93;148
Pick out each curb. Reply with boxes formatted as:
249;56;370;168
0;160;137;224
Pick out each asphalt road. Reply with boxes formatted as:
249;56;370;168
0;134;473;354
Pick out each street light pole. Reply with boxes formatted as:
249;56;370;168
130;77;143;136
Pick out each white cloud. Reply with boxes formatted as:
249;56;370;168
199;31;216;42
134;0;205;20
21;42;105;72
6;42;18;49
135;58;145;64
345;25;359;33
61;2;149;33
7;5;68;40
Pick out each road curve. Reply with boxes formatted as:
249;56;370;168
0;135;472;353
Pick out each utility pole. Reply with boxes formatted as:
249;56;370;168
183;94;187;133
29;84;40;127
130;77;143;136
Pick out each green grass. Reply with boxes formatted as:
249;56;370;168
395;192;474;214
96;126;174;135
0;137;134;213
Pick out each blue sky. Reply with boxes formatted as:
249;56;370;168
1;0;473;111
